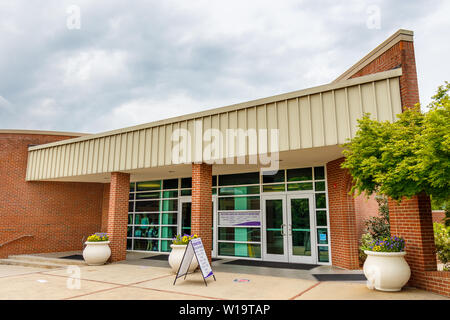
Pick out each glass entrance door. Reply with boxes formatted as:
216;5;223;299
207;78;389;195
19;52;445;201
178;196;217;257
262;194;315;263
262;195;288;262
286;194;315;264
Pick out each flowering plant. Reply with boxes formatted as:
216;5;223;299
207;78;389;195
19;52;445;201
86;232;109;242
363;235;405;252
172;233;198;245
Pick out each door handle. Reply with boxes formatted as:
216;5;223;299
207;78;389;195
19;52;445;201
280;224;285;236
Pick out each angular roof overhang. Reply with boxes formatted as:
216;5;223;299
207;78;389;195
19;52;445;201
26;68;403;182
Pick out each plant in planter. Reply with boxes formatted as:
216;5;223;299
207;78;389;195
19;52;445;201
82;233;111;266
359;195;390;265
168;234;199;274
362;235;410;291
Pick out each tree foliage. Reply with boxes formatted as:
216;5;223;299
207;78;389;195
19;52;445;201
342;82;450;208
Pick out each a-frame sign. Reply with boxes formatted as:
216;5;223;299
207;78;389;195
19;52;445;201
173;237;216;286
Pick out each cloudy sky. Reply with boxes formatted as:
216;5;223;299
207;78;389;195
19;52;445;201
0;0;449;134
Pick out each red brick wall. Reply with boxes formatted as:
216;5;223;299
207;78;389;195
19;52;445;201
432;210;446;224
0;133;105;258
349;40;420;110
389;194;449;297
191;163;213;262
326;158;359;269
354;193;379;238
107;172;130;262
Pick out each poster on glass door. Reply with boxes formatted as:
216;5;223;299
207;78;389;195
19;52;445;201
219;211;261;227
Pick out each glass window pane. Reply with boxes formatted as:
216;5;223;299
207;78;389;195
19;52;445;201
212;188;217;195
136;181;161;192
265;199;284;255
219;186;259;196
161;212;177;225
136;192;160;200
134;226;159;238
318;246;329;262
262;184;285;192
262;170;285;184
127;239;132;250
129;193;134;200
128;202;134;212
181;178;192;189
287;168;312;182
163;179;178;190
160;240;172;252
219;172;259;186
291;198;310;229
315;181;326;191
218;227;261;242
315;193;327;209
181;202;191;234
212;175;217;186
181;189;192;196
130;183;135;192
128;214;133;225
162;199;178;212
134;239;159;251
135;213;159;225
127;226;132;237
135;200;160;212
218;242;261;258
317;228;328;244
314;166;325;180
316;210;327;226
162;190;178;198
218;196;260;210
160;226;177;239
287;182;313;191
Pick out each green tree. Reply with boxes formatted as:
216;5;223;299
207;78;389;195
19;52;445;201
342;82;450;226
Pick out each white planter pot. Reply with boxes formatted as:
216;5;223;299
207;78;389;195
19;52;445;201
363;250;411;292
168;244;198;274
83;241;111;266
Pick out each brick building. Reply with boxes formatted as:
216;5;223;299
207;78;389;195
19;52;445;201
0;29;448;296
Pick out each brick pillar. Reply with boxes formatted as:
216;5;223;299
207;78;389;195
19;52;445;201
388;193;437;287
191;163;212;262
326;158;359;269
107;172;130;262
101;183;110;233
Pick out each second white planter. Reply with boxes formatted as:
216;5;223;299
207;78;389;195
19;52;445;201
363;250;411;292
83;241;111;266
168;244;198;274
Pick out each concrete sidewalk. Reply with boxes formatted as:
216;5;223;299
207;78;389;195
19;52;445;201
0;261;446;300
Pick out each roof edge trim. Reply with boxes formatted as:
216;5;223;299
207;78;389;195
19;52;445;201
0;129;88;137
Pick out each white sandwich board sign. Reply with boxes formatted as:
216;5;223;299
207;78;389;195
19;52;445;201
173;237;216;286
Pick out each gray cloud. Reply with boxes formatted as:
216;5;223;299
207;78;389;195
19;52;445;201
0;0;448;133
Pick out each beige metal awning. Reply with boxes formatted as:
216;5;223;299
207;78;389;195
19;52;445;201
26;68;403;182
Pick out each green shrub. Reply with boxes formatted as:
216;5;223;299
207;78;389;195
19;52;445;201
359;233;373;263
434;222;450;270
364;195;390;239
